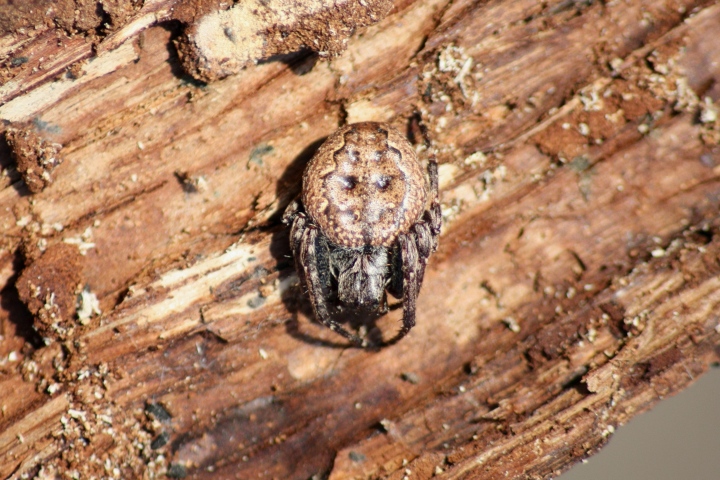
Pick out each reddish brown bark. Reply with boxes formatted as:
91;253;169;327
1;1;719;479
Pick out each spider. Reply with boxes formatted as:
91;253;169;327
282;121;441;346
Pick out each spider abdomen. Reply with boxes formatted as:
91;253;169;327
303;122;427;248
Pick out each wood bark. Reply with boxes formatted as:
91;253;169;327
1;1;720;479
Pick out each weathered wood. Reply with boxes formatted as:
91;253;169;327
1;0;720;479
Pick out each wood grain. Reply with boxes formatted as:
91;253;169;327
1;0;719;478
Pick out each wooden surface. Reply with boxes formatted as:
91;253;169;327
1;0;720;478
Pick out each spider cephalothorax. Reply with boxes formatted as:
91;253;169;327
282;121;441;346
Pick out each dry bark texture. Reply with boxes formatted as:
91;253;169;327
1;0;720;479
3;127;63;193
176;0;394;82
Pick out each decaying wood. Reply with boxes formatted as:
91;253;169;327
176;0;394;82
1;0;720;479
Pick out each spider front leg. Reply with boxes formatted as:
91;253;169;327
295;219;364;346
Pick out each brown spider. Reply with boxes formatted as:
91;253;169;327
282;122;441;346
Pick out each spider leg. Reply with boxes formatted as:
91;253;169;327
426;153;442;252
283;198;303;252
410;222;433;287
407;153;442;290
386;232;421;344
386;243;403;299
385;155;441;344
297;221;364;346
282;198;301;224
